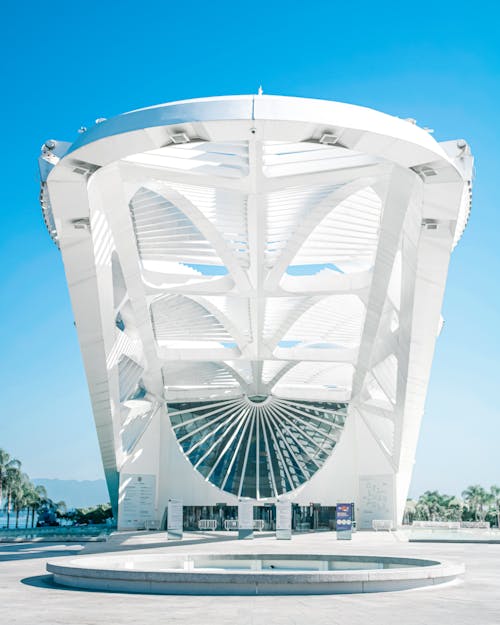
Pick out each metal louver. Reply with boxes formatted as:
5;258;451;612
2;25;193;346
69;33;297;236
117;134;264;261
168;396;346;499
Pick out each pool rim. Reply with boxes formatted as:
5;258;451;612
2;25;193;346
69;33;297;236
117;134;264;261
46;552;465;594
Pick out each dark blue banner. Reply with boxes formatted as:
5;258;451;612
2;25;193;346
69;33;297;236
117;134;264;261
336;503;353;531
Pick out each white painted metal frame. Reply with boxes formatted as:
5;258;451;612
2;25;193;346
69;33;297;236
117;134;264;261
39;95;472;524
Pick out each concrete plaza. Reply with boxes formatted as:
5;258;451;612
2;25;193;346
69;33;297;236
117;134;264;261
1;530;499;624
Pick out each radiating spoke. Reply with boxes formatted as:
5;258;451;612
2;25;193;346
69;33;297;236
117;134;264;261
168;395;346;498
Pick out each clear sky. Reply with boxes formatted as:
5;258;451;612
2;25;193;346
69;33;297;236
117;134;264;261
0;1;498;497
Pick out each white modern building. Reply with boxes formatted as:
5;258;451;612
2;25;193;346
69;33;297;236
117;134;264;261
39;95;472;530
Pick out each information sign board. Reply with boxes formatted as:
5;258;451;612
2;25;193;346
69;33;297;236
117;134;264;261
117;474;156;530
238;500;254;539
276;500;292;540
167;499;183;540
358;475;394;529
336;502;353;540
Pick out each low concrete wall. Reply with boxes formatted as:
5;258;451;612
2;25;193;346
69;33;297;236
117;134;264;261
47;553;464;595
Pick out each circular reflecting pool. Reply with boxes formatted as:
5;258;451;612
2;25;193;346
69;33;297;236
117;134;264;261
47;552;464;595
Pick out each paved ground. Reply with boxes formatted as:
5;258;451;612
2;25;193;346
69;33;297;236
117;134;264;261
1;530;499;624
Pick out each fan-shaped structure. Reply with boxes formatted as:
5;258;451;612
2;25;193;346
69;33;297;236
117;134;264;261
39;95;473;529
168;397;346;499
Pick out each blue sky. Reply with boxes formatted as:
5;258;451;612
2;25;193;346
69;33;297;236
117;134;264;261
0;1;498;497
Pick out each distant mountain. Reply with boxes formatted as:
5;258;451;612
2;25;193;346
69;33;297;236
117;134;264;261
33;479;109;509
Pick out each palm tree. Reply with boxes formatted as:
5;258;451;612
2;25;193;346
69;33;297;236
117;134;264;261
54;500;67;521
403;499;416;524
462;485;481;520
10;474;31;529
27;485;47;528
490;485;500;528
445;496;464;522
480;491;494;522
0;449;21;512
23;483;35;528
415;491;453;521
462;485;492;521
3;466;22;528
22;482;44;528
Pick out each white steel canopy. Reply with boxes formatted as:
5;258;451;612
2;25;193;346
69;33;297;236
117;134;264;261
40;95;472;519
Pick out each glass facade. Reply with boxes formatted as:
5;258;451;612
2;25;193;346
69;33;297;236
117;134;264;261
179;504;338;531
168;395;347;499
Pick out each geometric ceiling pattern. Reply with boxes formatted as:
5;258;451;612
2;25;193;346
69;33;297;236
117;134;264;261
125;141;382;407
122;140;388;493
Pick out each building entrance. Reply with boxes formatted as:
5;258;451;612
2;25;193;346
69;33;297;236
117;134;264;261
179;504;338;531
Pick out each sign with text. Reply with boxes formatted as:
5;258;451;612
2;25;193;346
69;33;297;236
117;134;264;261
336;502;353;540
117;474;155;530
358;475;394;530
167;499;183;540
276;500;292;540
238;500;254;539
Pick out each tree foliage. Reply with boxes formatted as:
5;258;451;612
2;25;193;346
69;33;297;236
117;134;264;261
65;504;113;525
405;485;500;525
0;447;113;528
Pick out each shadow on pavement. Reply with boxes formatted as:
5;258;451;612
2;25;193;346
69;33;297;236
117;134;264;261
22;574;105;594
21;574;171;595
0;543;82;562
21;574;60;589
82;531;273;556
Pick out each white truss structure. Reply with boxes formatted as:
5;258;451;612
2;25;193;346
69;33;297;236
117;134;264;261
39;96;472;527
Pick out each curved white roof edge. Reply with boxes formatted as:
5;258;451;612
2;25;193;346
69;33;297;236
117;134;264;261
41;94;473;247
68;94;454;160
